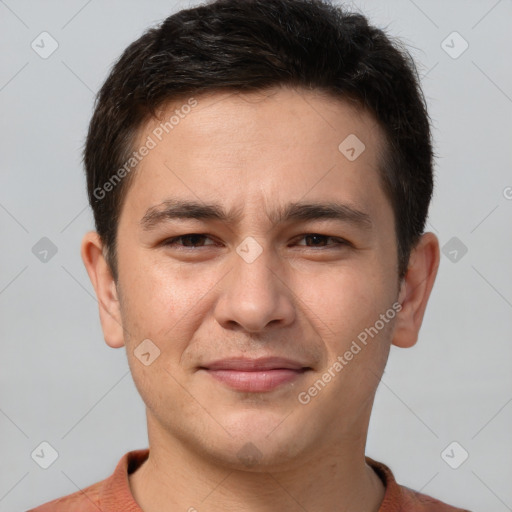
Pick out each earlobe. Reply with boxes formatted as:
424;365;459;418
391;232;440;349
80;231;125;349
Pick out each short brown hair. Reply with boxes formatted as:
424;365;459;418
84;0;434;282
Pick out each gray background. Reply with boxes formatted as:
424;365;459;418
1;0;511;511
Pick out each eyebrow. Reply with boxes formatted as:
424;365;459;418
140;198;373;232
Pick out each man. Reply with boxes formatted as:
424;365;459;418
28;0;471;510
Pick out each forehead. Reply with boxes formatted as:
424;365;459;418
122;86;390;228
144;87;384;150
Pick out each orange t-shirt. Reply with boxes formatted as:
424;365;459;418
26;449;471;511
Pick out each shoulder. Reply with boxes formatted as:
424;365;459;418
365;456;472;512
25;449;149;512
400;485;473;511
25;480;103;512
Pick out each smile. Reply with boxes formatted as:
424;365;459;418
200;357;311;392
205;368;308;392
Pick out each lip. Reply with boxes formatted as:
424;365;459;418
200;357;311;392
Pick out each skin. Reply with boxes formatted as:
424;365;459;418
81;86;440;512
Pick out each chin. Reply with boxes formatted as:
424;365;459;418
197;409;312;470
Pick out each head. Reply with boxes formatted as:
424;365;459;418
82;0;439;470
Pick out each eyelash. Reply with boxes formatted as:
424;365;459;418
162;233;350;249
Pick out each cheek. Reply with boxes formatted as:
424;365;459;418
293;261;392;339
118;252;223;349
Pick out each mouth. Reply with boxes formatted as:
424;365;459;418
198;357;312;392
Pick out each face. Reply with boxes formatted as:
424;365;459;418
109;87;403;469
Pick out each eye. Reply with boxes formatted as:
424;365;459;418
294;234;350;248
162;233;217;248
161;233;350;251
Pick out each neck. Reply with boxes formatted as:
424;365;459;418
129;418;385;512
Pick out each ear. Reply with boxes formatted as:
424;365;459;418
392;232;440;348
80;231;125;348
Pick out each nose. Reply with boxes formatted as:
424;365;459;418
213;244;296;333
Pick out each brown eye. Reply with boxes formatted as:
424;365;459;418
295;234;349;248
163;234;215;248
